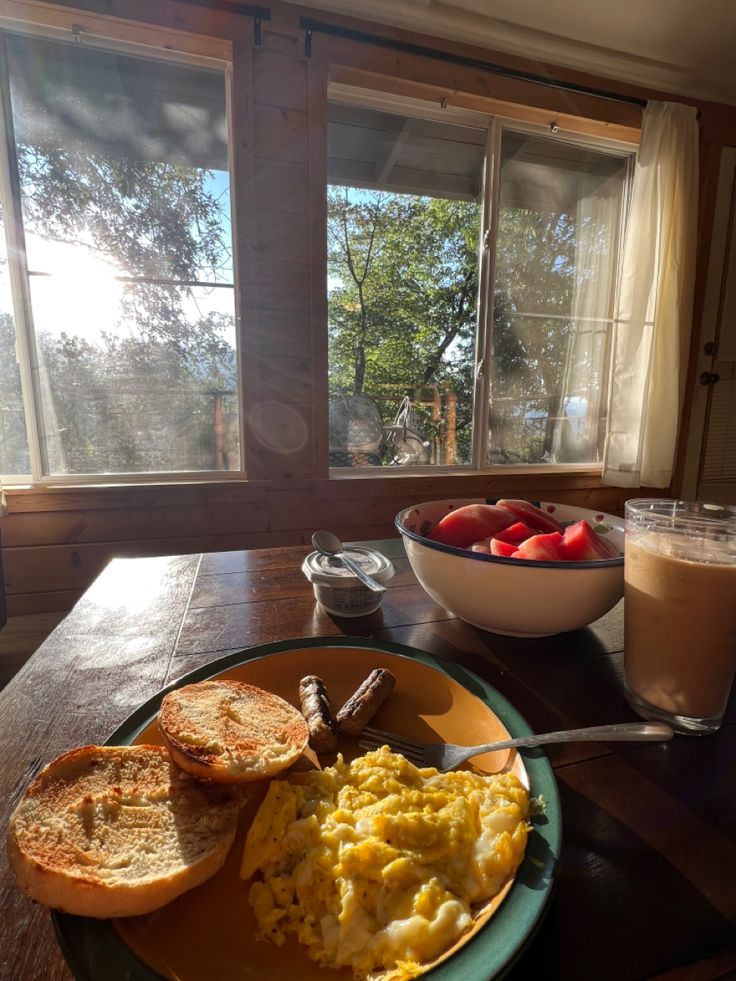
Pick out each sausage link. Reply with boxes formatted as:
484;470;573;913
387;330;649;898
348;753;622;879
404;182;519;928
299;675;338;753
336;668;396;737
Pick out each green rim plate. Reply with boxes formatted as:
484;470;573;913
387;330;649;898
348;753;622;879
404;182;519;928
52;636;561;981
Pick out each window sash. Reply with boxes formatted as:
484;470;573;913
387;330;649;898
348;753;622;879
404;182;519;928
0;24;243;484
0;32;42;483
326;87;637;475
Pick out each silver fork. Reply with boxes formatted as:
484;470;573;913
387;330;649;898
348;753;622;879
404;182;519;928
358;721;674;771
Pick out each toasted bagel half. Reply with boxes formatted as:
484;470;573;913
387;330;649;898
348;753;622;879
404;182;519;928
7;744;239;918
159;680;308;784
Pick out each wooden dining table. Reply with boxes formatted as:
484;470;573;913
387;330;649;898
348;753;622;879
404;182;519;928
1;538;735;981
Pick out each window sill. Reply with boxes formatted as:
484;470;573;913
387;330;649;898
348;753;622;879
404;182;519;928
3;474;253;492
1;478;268;514
329;464;604;479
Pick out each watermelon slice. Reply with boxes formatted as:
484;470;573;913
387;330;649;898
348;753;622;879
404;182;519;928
490;538;517;557
559;520;620;560
492;521;536;547
496;499;563;533
511;531;566;561
429;504;515;549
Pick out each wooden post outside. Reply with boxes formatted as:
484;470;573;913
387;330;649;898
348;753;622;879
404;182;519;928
431;384;441;464
446;388;457;465
213;392;225;470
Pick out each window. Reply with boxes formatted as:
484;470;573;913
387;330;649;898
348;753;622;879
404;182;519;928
326;91;634;470
489;130;629;465
0;232;29;478
327;100;485;468
0;29;239;480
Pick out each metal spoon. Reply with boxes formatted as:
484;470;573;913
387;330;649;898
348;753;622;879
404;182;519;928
312;530;386;593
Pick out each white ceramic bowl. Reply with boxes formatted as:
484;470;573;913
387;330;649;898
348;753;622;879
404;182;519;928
395;499;624;637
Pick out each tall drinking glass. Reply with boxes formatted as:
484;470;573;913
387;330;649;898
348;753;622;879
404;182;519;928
624;499;736;734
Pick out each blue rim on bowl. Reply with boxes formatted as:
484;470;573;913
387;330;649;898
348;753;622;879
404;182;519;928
395;500;624;570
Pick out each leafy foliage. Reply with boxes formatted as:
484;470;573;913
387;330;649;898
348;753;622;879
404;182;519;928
0;312;30;475
327;188;480;464
0;148;238;475
18;147;226;282
2;132;605;476
490;207;576;463
326;187;592;466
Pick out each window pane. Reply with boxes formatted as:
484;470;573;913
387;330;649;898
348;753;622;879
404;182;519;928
0;249;30;476
6;32;239;475
489;130;629;465
327;102;484;468
28;278;237;474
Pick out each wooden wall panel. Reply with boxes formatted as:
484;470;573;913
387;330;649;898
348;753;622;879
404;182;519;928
2;482;268;514
257;260;312;312
254;310;312;357
254;159;310;216
245;405;316;479
253;48;309;112
260;357;313;403
6;589;85;616
256;212;310;264
1;503;271;548
259;21;303;56
254;106;309;162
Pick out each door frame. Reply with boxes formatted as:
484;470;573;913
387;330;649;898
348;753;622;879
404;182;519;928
680;146;736;500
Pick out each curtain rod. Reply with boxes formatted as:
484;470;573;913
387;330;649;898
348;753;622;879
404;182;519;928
300;17;647;110
177;1;271;44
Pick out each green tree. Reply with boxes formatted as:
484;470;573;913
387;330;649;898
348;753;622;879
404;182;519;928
327;186;605;467
0;312;30;474
1;147;238;474
328;188;480;463
490;207;577;463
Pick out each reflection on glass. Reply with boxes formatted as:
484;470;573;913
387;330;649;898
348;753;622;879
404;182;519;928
327;102;484;468
29;278;238;474
6;31;238;475
0;259;30;476
489;130;629;465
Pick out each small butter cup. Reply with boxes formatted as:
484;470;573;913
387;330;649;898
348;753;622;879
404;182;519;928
302;546;394;617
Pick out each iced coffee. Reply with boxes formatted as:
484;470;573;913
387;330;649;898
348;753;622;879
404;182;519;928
624;500;736;734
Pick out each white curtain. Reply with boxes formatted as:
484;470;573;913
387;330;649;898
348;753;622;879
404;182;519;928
602;100;699;488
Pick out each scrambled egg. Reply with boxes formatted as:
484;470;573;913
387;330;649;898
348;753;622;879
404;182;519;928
240;746;530;979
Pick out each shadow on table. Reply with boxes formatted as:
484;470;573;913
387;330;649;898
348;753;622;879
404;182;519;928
471;619;616;664
367;618;643;763
506;780;736;981
323;607;388;636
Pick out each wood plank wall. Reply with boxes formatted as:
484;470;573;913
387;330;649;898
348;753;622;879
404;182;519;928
2;0;736;617
2;476;632;614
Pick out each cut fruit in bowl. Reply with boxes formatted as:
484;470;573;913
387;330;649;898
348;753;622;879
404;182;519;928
396;500;624;637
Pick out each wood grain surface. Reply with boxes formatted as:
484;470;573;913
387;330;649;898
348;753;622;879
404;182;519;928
1;540;734;981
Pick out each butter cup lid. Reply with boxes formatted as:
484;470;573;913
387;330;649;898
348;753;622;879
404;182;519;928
302;546;394;586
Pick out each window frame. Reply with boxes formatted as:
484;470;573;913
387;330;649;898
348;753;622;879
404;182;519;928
0;19;245;486
325;83;638;476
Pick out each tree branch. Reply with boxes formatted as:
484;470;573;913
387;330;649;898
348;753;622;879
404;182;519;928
422;265;476;385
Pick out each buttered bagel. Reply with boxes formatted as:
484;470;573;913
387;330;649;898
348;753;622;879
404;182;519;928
159;679;309;783
7;744;239;918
